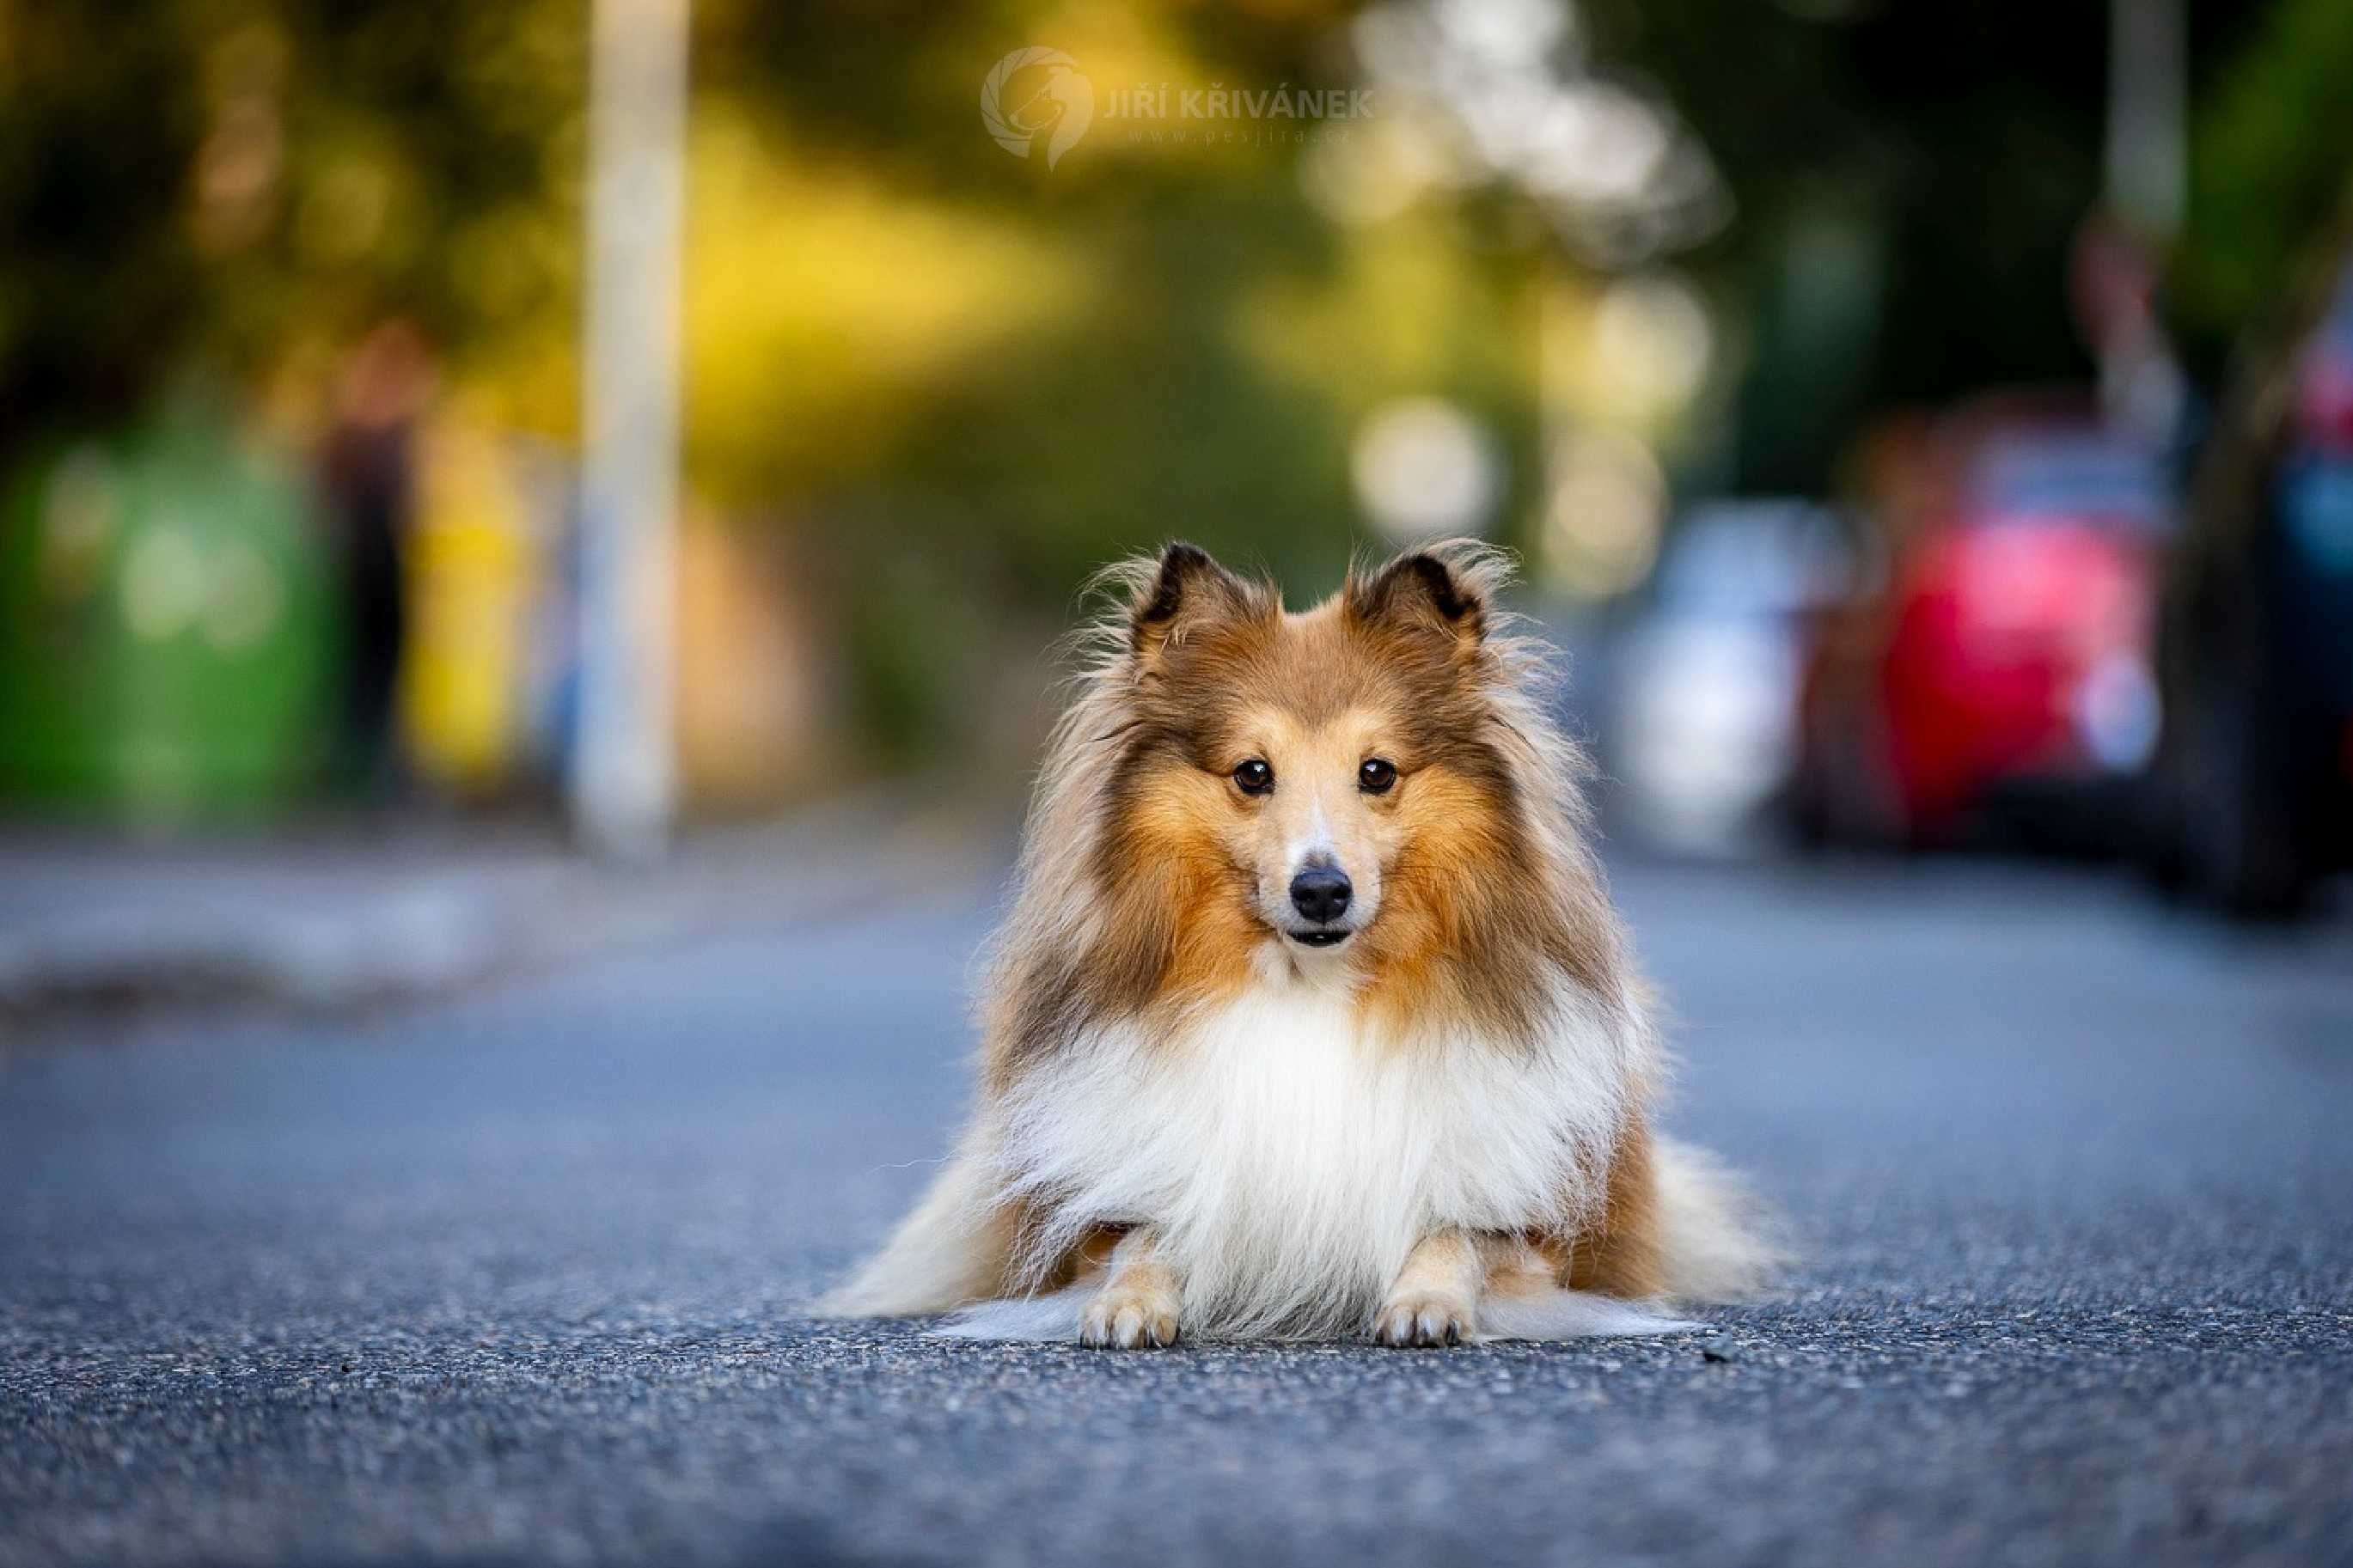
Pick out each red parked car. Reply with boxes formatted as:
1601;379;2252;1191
1797;412;2171;849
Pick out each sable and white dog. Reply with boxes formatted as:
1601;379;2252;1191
822;541;1775;1345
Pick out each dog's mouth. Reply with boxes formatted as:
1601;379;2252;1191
1285;928;1352;949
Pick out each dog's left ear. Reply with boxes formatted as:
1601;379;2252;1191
1348;549;1488;651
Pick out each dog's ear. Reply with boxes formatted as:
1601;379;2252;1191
1129;541;1250;665
1348;547;1489;652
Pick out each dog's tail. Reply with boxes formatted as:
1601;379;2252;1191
816;1144;1012;1317
1653;1137;1786;1302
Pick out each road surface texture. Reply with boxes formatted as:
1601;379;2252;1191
4;855;2350;1566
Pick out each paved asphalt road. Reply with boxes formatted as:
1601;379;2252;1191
4;855;2351;1567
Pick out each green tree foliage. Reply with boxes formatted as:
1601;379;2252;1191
686;0;1537;759
0;0;584;435
2173;0;2353;375
4;1;1539;762
1577;0;2116;491
9;0;2345;766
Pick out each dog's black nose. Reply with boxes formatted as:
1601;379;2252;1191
1289;866;1353;924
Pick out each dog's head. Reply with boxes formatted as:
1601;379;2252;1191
1093;540;1545;985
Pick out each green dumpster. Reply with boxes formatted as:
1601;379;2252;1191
0;403;340;827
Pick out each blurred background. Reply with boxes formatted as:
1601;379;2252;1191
3;0;2352;983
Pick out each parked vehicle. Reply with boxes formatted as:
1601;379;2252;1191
1608;500;1860;855
1795;403;2171;851
2146;261;2353;915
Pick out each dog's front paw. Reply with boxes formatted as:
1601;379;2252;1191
1374;1293;1473;1347
1079;1289;1180;1349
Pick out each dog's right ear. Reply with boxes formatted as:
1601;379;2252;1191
1129;541;1250;665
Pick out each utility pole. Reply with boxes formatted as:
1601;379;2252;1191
574;0;688;860
2106;0;2186;242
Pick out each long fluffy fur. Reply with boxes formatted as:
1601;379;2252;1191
821;540;1775;1341
990;979;1635;1339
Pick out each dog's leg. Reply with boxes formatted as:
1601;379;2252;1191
1076;1225;1182;1349
1373;1229;1486;1346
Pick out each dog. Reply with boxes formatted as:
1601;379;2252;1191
822;540;1775;1345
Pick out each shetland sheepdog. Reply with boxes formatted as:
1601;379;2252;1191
822;540;1775;1345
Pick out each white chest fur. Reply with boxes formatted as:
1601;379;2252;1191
994;967;1633;1338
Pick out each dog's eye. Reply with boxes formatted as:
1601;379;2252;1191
1358;758;1397;794
1232;759;1274;796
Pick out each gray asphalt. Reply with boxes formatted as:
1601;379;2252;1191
4;854;2351;1567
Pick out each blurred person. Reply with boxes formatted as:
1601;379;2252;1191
319;320;434;798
